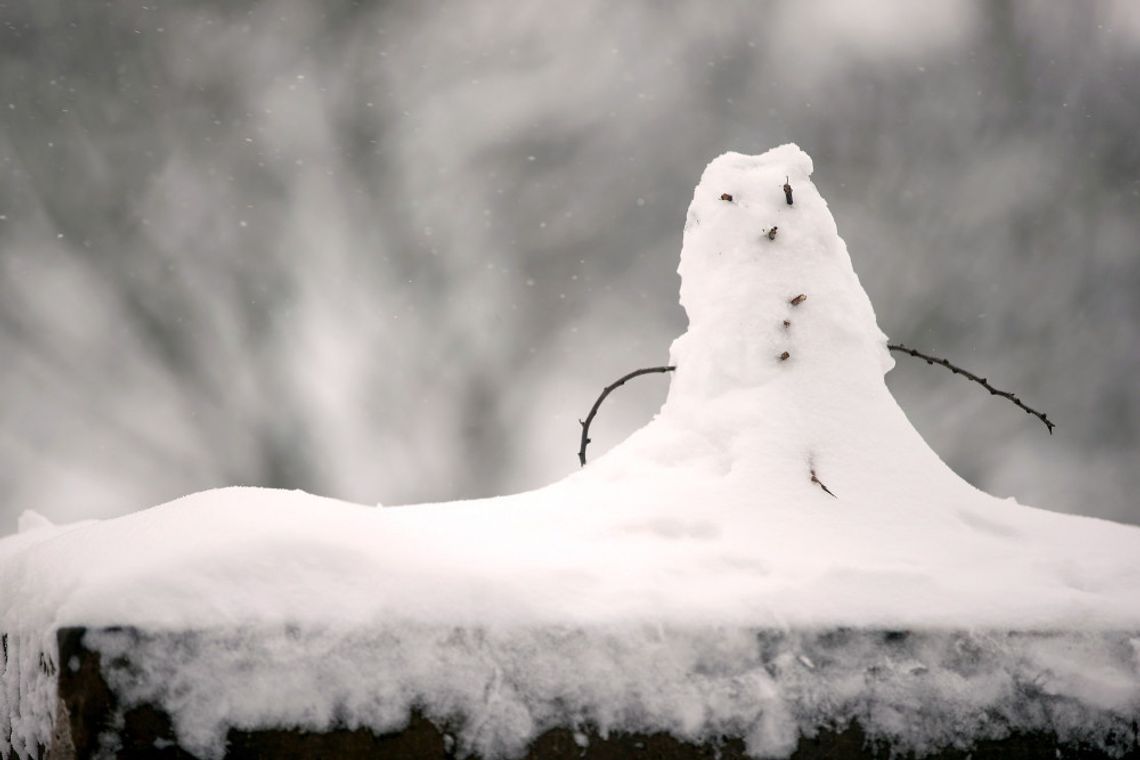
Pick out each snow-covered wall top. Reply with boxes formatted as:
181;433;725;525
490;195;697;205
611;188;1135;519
2;144;1140;759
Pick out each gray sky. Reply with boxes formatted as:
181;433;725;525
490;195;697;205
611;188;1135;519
2;0;1139;532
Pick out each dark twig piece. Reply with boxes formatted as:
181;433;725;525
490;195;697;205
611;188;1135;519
767;226;778;240
790;293;807;306
810;469;836;498
784;177;793;205
779;351;791;361
579;366;676;466
887;343;1055;434
720;193;733;202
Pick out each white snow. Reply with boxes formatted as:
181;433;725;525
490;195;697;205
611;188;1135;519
3;144;1139;759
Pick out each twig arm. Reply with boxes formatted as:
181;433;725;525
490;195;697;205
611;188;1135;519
887;343;1055;434
578;366;675;466
577;344;1052;467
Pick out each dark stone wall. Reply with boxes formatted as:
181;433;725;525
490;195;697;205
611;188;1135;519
49;627;1140;760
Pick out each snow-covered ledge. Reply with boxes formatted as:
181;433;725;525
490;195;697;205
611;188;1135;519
3;145;1139;759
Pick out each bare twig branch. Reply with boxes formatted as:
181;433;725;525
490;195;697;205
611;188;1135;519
576;343;1053;468
579;366;675;466
810;469;837;498
887;343;1055;434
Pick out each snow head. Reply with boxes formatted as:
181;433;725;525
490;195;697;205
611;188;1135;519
667;144;893;406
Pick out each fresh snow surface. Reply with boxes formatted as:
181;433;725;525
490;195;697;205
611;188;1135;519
3;144;1140;758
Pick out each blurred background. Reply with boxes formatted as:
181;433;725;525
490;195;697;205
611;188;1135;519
2;0;1138;533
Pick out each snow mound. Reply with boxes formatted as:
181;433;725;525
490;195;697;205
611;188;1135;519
3;144;1140;759
15;512;54;535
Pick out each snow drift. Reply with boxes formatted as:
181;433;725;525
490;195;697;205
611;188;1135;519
3;144;1139;758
